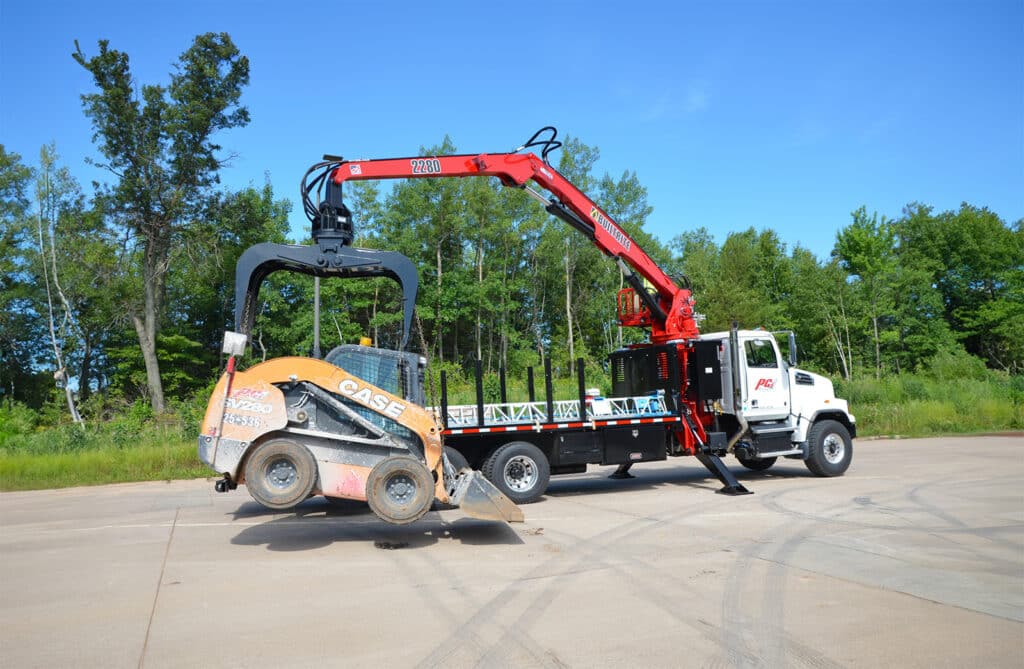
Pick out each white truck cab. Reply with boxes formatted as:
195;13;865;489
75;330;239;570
699;328;856;477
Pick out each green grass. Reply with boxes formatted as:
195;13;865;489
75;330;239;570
0;400;211;491
834;359;1024;437
0;442;210;491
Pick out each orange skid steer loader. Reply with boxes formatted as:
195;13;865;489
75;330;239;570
198;192;521;525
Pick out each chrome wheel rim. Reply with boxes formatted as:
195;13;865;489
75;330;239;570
823;433;845;464
503;455;538;492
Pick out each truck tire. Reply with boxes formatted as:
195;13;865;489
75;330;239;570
445;446;470;472
482;441;550;504
433;447;471;511
244;438;318;511
736;454;777;471
804;419;853;477
365;455;435;525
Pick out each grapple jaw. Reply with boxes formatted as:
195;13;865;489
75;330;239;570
234;242;418;350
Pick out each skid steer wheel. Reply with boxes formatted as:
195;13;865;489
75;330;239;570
366;456;435;525
482;441;550;505
244;439;318;511
736;454;777;471
804;419;853;477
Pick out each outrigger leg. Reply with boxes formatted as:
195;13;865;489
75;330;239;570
694;452;752;496
681;409;752;496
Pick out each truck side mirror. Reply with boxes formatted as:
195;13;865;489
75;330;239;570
788;332;798;366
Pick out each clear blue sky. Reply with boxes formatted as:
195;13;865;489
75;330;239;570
2;0;1021;259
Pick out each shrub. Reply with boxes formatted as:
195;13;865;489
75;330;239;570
0;403;39;448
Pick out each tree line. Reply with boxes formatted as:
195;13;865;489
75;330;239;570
1;34;1021;422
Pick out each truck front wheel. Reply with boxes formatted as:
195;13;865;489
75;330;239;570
482;441;550;504
804;420;853;477
736;454;777;471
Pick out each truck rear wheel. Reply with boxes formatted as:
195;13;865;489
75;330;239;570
244;438;318;511
445;446;470;473
804;420;853;477
365;456;435;525
482;441;550;504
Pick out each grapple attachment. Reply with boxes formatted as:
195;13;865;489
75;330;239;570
234;242;418;349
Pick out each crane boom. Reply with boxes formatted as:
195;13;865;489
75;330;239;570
322;146;699;342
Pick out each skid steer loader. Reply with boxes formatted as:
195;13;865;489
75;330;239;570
197;183;522;526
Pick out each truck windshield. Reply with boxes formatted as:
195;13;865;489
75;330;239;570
745;339;778;368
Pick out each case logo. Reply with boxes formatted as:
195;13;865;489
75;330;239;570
338;379;406;419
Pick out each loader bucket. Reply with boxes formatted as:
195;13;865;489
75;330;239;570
449;470;524;523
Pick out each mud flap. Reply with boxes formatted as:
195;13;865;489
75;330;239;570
448;470;525;523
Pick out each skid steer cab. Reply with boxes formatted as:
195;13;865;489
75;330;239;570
198;334;522;526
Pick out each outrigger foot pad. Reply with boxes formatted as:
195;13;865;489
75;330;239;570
716;484;753;496
608;463;636;480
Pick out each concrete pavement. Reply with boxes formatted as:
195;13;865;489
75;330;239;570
1;436;1022;668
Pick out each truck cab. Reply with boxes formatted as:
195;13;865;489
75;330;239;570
700;329;856;477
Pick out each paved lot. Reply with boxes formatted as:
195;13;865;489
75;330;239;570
1;436;1022;668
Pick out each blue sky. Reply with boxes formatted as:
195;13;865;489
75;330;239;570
1;0;1021;260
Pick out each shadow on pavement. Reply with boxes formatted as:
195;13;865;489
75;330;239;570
543;461;814;498
229;497;524;552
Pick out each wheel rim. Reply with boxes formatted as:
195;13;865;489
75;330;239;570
503;455;538;492
266;458;298;489
384;472;417;505
823;433;845;464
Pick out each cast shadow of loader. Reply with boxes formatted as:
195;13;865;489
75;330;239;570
229;496;524;552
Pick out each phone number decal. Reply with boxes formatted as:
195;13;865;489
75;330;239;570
224;412;261;428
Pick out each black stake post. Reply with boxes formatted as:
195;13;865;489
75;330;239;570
527;367;535;402
576;357;587;422
475;359;485;427
499;365;507;404
544;357;554;422
440;370;449;430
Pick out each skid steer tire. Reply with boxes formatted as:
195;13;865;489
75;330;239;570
366;456;435;525
804;420;853;477
244;439;318;511
736;454;777;471
482;441;550;505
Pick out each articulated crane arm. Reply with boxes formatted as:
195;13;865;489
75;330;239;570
315;127;700;343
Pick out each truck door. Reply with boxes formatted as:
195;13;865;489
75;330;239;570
741;336;789;420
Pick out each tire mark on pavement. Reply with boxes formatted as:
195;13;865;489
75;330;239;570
413;507;660;668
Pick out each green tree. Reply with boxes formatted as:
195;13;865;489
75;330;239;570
897;203;1023;371
834;207;896;378
0;146;44;405
73;33;250;412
